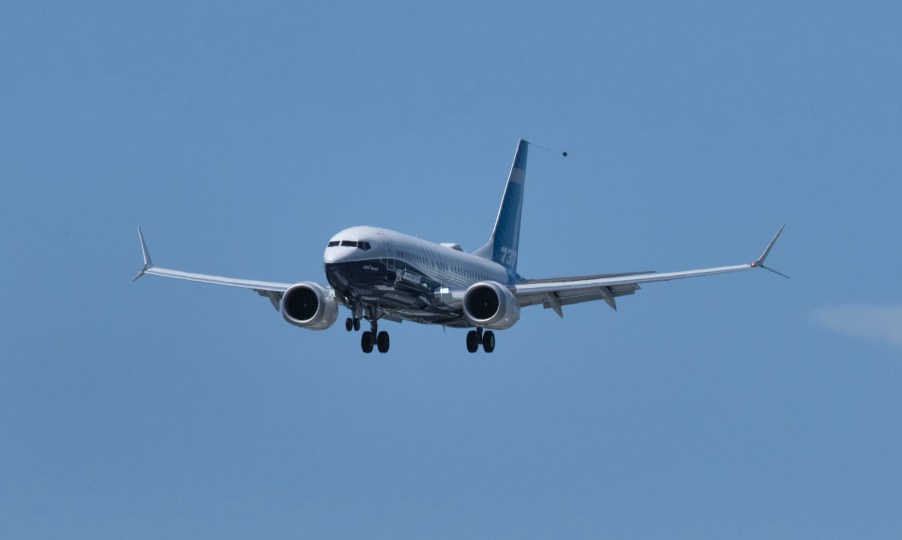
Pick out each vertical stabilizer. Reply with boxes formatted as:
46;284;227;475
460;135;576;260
474;139;528;272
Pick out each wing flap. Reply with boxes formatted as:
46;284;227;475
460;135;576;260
517;283;639;309
518;271;653;285
513;225;786;308
514;263;759;316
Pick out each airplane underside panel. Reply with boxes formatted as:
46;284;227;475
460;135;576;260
325;258;468;327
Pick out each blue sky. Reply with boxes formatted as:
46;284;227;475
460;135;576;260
2;1;901;538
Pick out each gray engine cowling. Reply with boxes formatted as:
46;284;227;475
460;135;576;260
280;282;338;330
462;281;520;330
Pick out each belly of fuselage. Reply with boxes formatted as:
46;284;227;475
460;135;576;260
325;258;460;322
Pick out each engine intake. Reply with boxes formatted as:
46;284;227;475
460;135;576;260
281;282;338;330
462;281;520;330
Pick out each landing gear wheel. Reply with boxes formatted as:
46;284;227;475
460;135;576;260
376;331;390;353
361;331;374;353
345;317;353;332
483;331;495;353
466;330;479;353
353;318;361;331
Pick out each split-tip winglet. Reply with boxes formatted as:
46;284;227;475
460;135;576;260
750;224;789;278
133;226;154;282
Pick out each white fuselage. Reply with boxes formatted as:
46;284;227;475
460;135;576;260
323;226;514;326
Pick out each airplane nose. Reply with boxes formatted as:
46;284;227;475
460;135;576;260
323;246;356;264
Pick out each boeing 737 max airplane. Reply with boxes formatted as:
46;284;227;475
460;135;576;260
134;139;785;353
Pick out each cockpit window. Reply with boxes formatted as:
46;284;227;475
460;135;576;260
330;239;371;250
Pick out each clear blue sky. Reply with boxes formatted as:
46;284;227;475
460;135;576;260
3;1;901;538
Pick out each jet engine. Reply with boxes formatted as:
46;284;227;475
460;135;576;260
280;282;338;330
462;281;520;330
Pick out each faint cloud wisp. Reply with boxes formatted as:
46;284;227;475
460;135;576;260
813;304;902;350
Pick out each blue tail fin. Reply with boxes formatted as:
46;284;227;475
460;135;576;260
474;139;528;272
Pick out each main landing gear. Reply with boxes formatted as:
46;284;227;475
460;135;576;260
351;309;389;353
466;328;495;353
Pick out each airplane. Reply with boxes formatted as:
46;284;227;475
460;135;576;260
134;139;786;354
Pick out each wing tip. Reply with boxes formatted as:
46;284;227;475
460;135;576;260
133;226;153;282
751;224;788;278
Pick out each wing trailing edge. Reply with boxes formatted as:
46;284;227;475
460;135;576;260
515;225;787;314
132;227;293;295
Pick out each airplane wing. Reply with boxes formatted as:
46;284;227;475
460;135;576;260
132;227;293;310
514;225;786;317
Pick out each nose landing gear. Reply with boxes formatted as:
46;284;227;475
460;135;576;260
345;317;362;332
466;328;495;353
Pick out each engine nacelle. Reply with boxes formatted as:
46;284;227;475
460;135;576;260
462;281;520;330
280;282;338;331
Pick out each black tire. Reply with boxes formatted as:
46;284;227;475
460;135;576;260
466;330;479;353
361;331;374;353
345;317;353;332
353;318;361;331
377;331;390;353
483;331;495;353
